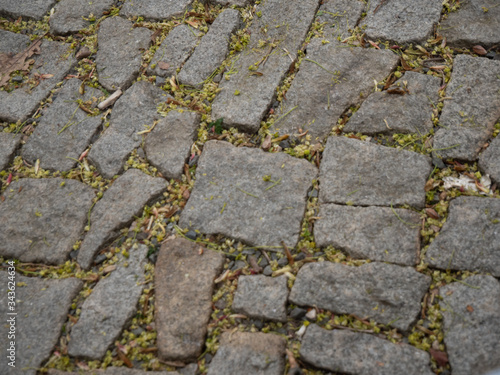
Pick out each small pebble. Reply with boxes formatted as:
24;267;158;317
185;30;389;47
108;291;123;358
185;230;197;240
93;253;107;265
305;309;317;320
263;265;273;276
290;307;307;320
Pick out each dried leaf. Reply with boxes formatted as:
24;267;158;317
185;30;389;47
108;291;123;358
117;349;133;368
429;349;449;367
472;45;487;56
367;40;380;49
102;265;116;274
466;305;474;312
76;46;92;60
185;19;200;28
425;208;439;219
157;61;170;70
261;134;272;151
0;37;42;88
400;56;413;71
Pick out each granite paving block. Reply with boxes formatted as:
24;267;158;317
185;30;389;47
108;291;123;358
0;0;56;20
50;0;115;35
121;0;193;21
0;133;21;170
317;0;365;41
0;178;94;264
0;29;30;54
155;238;225;362
479;136;500;184
179;140;317;248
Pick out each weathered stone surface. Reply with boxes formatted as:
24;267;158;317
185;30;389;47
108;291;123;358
121;0;193;21
319;136;432;208
289;261;431;331
433;55;500;161
0;0;56;20
0;29;30;54
96;17;152;92
426;196;500;276
179;141;317;248
317;0;365;41
68;245;148;360
155;238;225;362
212;0;253;5
0;273;82;375
233;275;288;322
22;79;103;171
78;169;166;269
207;332;286;375
300;324;433;375
50;0;114;35
315;204;421;265
361;0;442;45
0;133;21;170
480;135;500;184
440;276;500;375
144;110;200;180
178;9;241;87
88;81;168;178
49;370;180;375
211;0;319;133
0;178;94;264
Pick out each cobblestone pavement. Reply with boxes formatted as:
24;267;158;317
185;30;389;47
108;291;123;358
1;1;499;374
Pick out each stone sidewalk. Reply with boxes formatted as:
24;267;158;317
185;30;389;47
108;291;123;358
0;0;499;374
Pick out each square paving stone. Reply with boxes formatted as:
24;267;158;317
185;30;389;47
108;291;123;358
317;0;366;42
179;140;318;248
479;135;500;184
0;0;56;20
121;0;193;21
0;29;31;54
0;132;21;171
50;0;115;35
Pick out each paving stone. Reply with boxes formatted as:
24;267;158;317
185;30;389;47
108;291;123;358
0;133;21;170
232;275;288;322
78;169;167;269
212;0;253;5
426;196;500;276
289;261;431;332
0;0;56;20
317;0;365;42
0;178;94;264
88;81;168;179
178;9;241;87
0;273;82;375
96;17;152;92
300;324;433;375
22;79;103;171
361;0;442;45
50;0;115;35
155;237;225;362
440;275;500;375
144;110;200;180
121;0;193;21
211;0;319;133
0;29;31;54
433;55;500;161
315;204;421;266
319;136;432;208
49;370;180;375
207;331;286;375
271;38;399;141
179;140;317;248
479;135;500;184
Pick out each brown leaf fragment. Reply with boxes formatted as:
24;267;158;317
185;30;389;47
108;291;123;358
117;349;133;368
281;241;294;266
0;37;43;87
466;305;474;312
248;255;262;273
430;349;449;367
386;86;408;95
76;46;91;60
425;179;435;192
472;45;487;56
157;61;170;70
400;56;413;71
261;134;272;151
151;28;162;43
425;208;439;219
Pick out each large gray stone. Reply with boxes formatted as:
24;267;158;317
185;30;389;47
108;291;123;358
155;238;225;362
0;29;30;54
300;324;433;375
0;178;94;264
0;273;82;375
207;332;286;375
440;275;500;375
50;0;115;35
289;261;431;332
319;136;432;208
121;0;193;21
317;0;365;41
315;204;421;266
78;169;167;269
479;135;500;184
22;79;103;171
0;133;21;171
426;196;500;276
211;0;319;133
0;0;56;20
179;140;317;248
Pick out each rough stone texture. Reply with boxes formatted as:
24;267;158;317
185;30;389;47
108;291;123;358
0;273;82;375
96;17;152;92
319;136;432;208
317;0;365;41
68;245;148;360
144;110;200;180
49;370;180;375
289;261;431;332
440;276;500;375
315;204;421;266
178;9;241;87
211;0;319;133
0;178;94;264
78;169;167;269
207;332;286;375
121;0;193;21
0;29;31;54
300;324;434;375
232;275;288;322
155;238;225;362
0;133;21;170
361;0;442;45
212;0;252;5
433;55;500;161
22;79;103;171
0;0;56;20
50;0;115;35
479;135;500;184
88;81;168;179
426;196;500;276
179;141;317;248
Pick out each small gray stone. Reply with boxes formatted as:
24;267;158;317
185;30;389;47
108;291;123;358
317;0;365;41
233;275;288;322
479;135;500;183
263;265;273;276
440;275;500;375
290;307;307;320
155;238;225;362
426;196;500;276
50;0;115;35
121;0;193;21
0;0;56;20
207;331;286;375
0;133;21;170
289;261;431;332
0;273;82;375
300;324;433;375
0;29;31;54
179;141;317;248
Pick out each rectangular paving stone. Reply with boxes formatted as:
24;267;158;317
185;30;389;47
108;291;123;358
289;261;431;332
300;324;434;375
317;0;365;42
0;133;21;171
121;0;193;21
0;0;56;20
179;140;318;248
319;136;432;208
479;135;500;184
0;29;30;54
211;0;319;133
50;0;115;35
